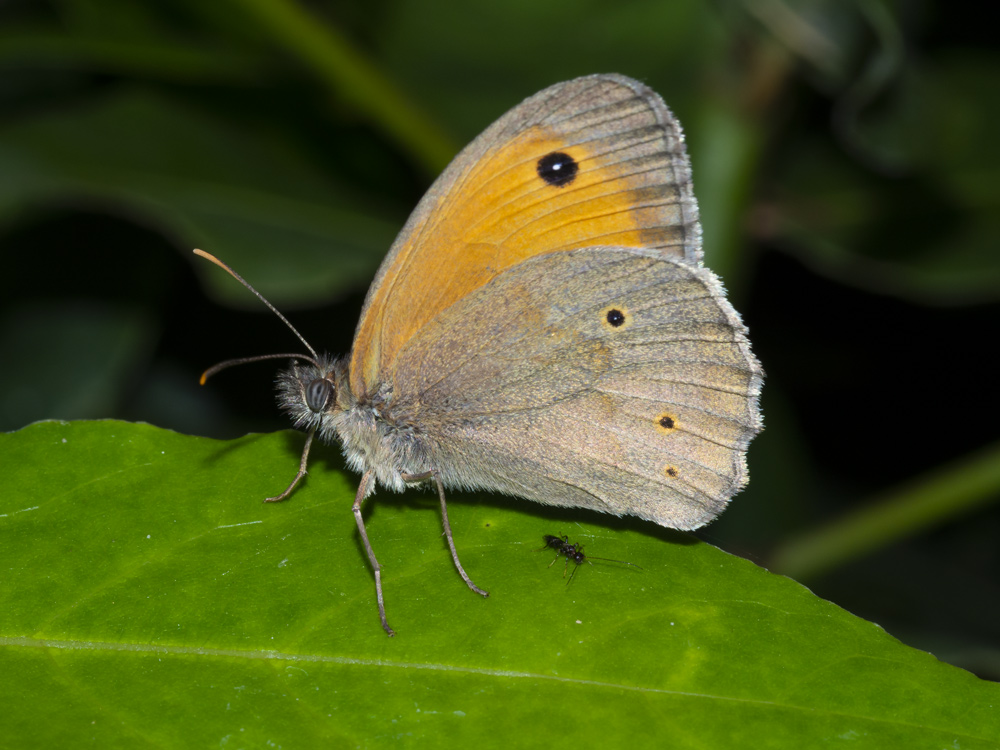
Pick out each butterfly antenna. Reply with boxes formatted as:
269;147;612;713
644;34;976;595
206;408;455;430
198;352;320;385
193;248;321;363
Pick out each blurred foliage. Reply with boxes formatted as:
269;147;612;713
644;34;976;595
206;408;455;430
0;0;997;703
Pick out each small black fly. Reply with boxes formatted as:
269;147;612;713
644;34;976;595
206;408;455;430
539;534;641;584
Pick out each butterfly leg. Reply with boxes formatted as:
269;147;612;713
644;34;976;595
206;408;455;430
264;427;316;503
352;469;395;637
402;470;489;599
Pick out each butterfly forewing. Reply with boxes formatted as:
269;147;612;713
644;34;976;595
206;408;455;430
350;74;701;398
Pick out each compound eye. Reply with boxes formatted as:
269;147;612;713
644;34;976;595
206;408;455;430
305;378;332;412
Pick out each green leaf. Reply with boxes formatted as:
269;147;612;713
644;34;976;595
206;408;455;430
0;301;154;430
772;440;1000;580
2;421;998;746
231;0;459;174
0;90;400;307
769;51;1000;304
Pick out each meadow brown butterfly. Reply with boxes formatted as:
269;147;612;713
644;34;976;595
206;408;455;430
198;74;763;636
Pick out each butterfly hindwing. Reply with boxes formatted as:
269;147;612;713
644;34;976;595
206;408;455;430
391;246;762;530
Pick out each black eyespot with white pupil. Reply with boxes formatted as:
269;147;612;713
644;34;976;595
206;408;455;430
606;309;626;327
537;152;578;187
305;378;332;412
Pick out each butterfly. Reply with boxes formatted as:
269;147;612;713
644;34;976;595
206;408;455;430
199;73;763;636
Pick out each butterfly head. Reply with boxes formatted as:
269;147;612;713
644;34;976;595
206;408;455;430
276;354;351;439
193;248;356;446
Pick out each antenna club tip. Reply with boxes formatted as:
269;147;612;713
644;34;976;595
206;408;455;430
199;371;209;385
193;248;222;264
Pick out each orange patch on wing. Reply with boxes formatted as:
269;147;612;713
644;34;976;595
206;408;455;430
350;127;679;398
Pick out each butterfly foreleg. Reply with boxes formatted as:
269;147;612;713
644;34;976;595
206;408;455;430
264;426;316;502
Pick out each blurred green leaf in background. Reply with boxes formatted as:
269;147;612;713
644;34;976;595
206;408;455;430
2;0;998;744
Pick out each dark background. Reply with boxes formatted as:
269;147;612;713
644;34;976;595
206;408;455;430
2;0;997;679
